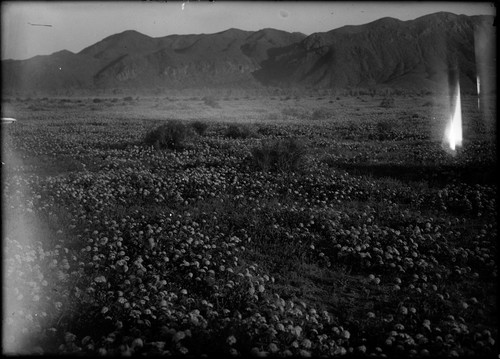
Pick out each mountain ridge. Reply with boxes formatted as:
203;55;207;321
2;12;495;95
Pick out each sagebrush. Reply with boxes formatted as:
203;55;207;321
144;120;192;150
190;121;209;136
225;124;255;139
251;138;306;172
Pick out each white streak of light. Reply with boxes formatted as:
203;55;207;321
446;81;463;151
476;76;480;109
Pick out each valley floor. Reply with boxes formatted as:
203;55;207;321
2;93;497;356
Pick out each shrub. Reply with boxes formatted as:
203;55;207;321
123;96;133;102
202;96;220;108
311;108;331;121
375;120;393;140
93;98;102;103
264;113;280;121
379;97;395;108
27;104;46;111
144;120;192;150
282;107;306;118
251;138;306;172
191;121;209;136
225;124;255;139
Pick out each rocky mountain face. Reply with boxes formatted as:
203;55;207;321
2;12;495;95
254;13;495;92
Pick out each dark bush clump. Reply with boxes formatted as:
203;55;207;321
379;97;395;108
374;120;394;140
123;96;133;102
202;96;220;108
265;113;280;121
144;120;192;150
191;121;209;136
311;108;332;121
93;98;102;103
225;124;255;139
251;138;306;172
282;107;306;118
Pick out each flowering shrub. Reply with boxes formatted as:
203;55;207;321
224;124;255;139
251;138;306;172
190;121;209;136
380;97;395;108
310;108;332;121
143;121;193;150
202;96;220;108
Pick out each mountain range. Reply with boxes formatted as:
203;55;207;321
2;12;496;95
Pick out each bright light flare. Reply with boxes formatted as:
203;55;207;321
476;76;480;109
445;81;463;152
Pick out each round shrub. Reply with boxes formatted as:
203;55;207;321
144;120;192;150
251;137;306;172
379;97;395;108
225;124;255;139
202;96;220;108
191;121;209;136
311;108;332;121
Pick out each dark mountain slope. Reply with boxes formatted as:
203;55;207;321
2;50;101;92
253;12;495;92
87;28;305;88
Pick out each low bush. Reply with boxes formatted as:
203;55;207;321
202;96;220;108
282;107;306;118
225;124;255;139
251;138;306;172
311;108;332;121
144;120;192;150
379;97;395;108
123;96;133;102
374;120;394;140
264;113;280;121
191;121;209;136
93;98;102;103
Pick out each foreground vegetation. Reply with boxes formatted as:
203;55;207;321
2;93;497;357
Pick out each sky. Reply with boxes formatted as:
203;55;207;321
1;1;496;60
